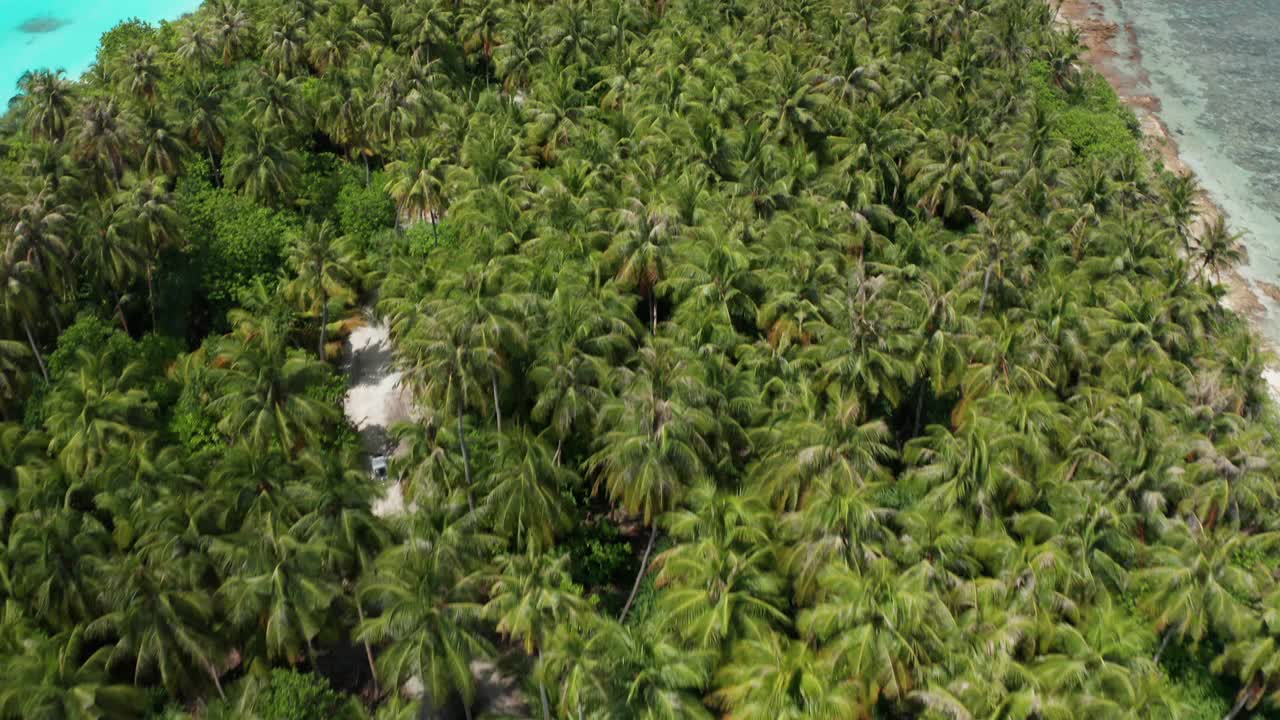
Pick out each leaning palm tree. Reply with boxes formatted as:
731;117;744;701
0;257;49;382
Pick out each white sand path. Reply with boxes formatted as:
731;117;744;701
342;317;411;517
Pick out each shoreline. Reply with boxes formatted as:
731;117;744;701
1053;0;1280;393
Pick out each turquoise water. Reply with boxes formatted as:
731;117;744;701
1095;0;1280;339
1;0;201;103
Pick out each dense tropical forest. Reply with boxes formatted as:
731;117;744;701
1;0;1278;717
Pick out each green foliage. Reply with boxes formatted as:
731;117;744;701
95;18;157;70
255;669;345;720
1029;60;1142;164
1163;645;1233;719
564;518;634;590
24;315;180;428
179;170;298;311
335;173;396;241
297;153;347;222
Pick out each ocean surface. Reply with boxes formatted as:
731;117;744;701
1096;0;1280;339
0;0;201;104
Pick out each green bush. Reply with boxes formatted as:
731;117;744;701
336;172;396;240
1027;60;1141;164
256;669;345;720
178;163;298;311
297;152;346;222
565;518;634;590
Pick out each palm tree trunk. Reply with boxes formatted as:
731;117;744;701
1224;688;1252;720
649;287;657;335
318;298;329;361
430;209;440;245
207;661;227;700
977;264;994;316
491;371;502;434
115;294;131;335
539;678;552;720
620;525;658;622
22;317;49;383
913;383;926;436
457;398;475;512
1154;628;1175;664
147;264;158;332
356;594;379;695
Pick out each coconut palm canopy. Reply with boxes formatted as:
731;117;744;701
0;0;1276;718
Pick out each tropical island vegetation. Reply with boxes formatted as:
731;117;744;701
1;0;1277;718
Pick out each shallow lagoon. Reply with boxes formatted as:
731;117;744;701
0;0;200;102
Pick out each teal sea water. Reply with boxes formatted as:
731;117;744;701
1095;0;1280;339
0;0;201;103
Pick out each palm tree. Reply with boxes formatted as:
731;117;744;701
2;506;108;627
138;111;187;178
1193;215;1246;285
42;350;153;476
214;511;339;667
223;123;301;206
86;551;228;699
384;138;449;238
16;69;75;142
0;627;147;719
209;319;337;456
283;220;360;359
176;25;218;70
800;558;955;705
1212;588;1280;720
482;428;574;552
358;525;493;719
210;0;254;66
651;485;786;654
10;189;74;317
264;12;307;76
78;196;145;330
172;77;228;173
0;257;48;382
122;46;162;106
709;630;861;719
605;197;679;334
74;98;137;186
588;339;714;620
1137;523;1265;664
117;176;181;329
484;551;587;720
